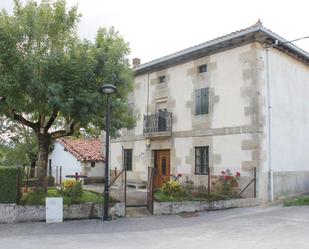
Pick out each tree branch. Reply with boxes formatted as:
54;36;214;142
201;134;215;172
50;120;79;139
44;109;59;132
8;110;37;130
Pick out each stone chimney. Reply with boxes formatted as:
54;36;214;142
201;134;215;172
132;58;141;68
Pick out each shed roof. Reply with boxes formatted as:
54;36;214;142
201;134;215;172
57;138;104;162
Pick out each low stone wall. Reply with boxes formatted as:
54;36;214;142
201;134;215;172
153;198;260;215
0;203;125;224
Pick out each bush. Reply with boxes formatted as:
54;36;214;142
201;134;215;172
62;180;83;198
0;166;24;204
161;180;186;196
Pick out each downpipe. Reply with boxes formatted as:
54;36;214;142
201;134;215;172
265;46;274;202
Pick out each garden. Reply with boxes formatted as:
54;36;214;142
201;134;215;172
154;169;242;202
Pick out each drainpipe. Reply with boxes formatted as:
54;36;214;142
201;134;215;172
265;45;274;202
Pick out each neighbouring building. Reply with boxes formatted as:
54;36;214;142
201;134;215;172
48;138;105;184
110;21;309;202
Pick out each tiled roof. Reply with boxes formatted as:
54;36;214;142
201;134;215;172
57;138;104;162
134;20;309;75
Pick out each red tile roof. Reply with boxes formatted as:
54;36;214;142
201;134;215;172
57;138;104;162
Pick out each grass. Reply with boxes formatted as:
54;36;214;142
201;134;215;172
154;190;235;202
284;195;309;206
21;188;113;206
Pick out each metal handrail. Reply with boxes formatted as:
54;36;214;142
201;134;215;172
143;111;172;134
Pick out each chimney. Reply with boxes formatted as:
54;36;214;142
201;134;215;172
132;58;141;68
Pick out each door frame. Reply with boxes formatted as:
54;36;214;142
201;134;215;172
153;149;171;188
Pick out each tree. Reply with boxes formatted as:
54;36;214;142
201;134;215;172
0;0;135;185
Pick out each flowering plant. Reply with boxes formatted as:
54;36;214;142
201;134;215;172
217;169;241;196
62;180;83;198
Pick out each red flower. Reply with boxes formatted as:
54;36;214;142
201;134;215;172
177;173;182;177
236;172;241;177
221;171;226;175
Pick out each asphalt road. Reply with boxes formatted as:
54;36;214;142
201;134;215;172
0;205;308;249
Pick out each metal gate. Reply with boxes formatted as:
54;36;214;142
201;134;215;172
147;167;154;214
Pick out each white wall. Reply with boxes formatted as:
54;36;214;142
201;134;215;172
48;142;82;181
261;48;309;172
85;161;104;177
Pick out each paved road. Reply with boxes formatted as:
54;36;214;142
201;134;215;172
0;206;309;249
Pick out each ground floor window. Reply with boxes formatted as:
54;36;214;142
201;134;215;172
124;149;133;171
195;146;209;175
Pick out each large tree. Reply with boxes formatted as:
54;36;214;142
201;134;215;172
0;0;135;184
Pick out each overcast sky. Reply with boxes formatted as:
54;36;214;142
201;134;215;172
1;0;309;64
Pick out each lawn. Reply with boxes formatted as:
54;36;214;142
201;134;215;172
21;188;109;206
284;195;309;206
154;190;233;202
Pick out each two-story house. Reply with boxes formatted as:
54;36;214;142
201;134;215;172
110;21;309;202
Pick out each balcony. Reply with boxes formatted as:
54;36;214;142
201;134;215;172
143;111;172;137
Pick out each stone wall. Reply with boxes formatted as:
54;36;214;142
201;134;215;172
0;203;125;224
153;198;260;215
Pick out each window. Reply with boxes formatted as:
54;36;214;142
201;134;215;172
158;75;166;83
195;146;209;175
195;88;209;115
199;64;207;73
91;162;95;168
124;149;133;171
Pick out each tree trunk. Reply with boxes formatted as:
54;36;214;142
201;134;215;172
37;134;50;186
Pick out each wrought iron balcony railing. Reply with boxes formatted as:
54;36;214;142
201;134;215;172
143;111;172;134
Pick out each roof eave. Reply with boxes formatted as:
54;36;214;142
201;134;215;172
134;26;309;76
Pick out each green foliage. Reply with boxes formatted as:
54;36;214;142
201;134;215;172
21;187;109;205
161;180;186;196
62;179;83;199
0;0;135;180
284;196;309;206
0;166;24;203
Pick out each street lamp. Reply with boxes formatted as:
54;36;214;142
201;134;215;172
100;84;117;221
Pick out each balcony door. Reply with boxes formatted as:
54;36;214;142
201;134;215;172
156;98;168;132
154;150;170;188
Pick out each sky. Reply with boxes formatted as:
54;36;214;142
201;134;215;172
1;0;309;64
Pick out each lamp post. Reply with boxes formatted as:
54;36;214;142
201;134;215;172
100;84;117;221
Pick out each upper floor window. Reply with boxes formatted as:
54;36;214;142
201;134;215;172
198;64;207;73
195;88;209;115
158;75;166;83
195;146;209;175
124;149;133;171
91;162;95;168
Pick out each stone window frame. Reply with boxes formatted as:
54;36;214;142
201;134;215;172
198;64;207;73
195;146;209;175
195;87;209;115
158;75;166;84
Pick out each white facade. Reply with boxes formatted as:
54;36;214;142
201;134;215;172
111;25;309;201
48;141;104;183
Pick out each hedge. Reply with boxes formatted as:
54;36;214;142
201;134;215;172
0;166;24;204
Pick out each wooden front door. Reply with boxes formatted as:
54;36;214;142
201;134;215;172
154;150;170;188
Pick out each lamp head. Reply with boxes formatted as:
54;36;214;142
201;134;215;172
100;84;117;95
0;96;6;102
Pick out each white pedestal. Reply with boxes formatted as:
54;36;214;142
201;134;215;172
46;197;63;223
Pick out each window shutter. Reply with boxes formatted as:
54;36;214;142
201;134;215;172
195;89;201;115
201;88;209;114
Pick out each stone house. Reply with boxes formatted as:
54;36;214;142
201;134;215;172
110;21;309;202
48;138;105;184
